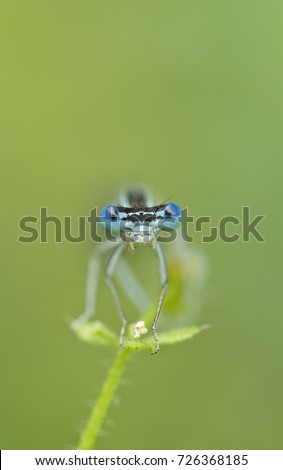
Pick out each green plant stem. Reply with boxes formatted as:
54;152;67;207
77;347;131;450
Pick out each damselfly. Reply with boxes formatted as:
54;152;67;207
72;188;182;353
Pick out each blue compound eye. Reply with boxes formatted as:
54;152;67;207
100;205;122;234
164;203;182;219
158;202;182;230
100;205;119;220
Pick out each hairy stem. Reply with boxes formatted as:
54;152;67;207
77;347;131;450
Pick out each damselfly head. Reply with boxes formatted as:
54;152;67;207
100;190;182;245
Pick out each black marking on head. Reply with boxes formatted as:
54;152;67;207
117;204;166;222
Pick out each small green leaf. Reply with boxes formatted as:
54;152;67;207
76;321;209;350
76;321;119;347
158;325;209;345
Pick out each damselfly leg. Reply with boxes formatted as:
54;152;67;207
71;240;122;331
104;243;127;346
151;242;168;353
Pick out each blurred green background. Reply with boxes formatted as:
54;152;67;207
1;0;282;450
